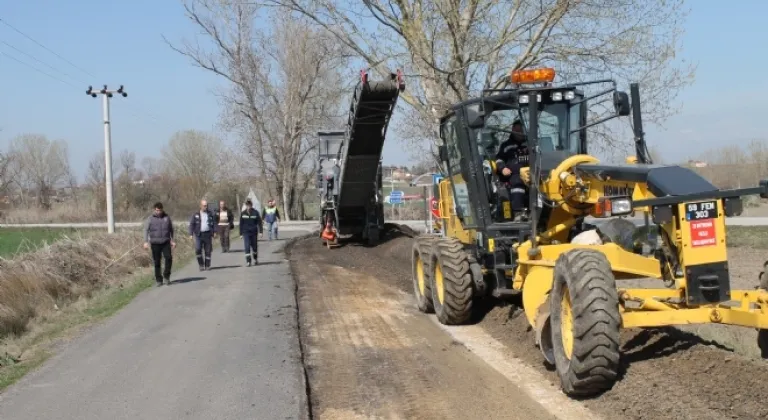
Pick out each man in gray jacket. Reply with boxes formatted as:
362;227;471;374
143;202;176;286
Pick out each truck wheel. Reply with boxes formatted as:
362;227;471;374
366;226;380;246
431;238;473;325
550;248;621;397
411;236;435;313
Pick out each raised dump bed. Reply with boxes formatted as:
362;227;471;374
317;70;405;247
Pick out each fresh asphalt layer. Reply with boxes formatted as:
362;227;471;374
0;231;310;420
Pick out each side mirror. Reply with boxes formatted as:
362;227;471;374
439;145;449;162
613;91;630;116
467;114;485;129
466;104;485;129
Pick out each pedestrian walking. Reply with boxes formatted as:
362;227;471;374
214;200;235;252
143;202;176;286
239;199;263;266
189;199;216;271
262;199;281;240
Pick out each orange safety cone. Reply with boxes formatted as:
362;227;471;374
320;218;336;243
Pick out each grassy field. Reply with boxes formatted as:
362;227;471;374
0;228;81;258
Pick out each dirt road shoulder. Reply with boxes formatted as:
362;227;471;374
289;236;600;420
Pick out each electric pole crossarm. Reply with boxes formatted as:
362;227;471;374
86;84;127;234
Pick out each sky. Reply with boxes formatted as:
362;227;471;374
0;0;766;183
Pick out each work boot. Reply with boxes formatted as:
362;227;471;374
199;265;205;271
163;277;171;286
155;280;163;287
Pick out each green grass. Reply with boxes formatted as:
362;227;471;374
726;226;768;248
0;228;79;258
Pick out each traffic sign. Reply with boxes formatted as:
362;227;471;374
433;174;444;184
389;190;404;204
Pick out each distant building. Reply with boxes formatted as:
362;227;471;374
382;165;412;182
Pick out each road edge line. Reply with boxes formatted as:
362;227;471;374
429;317;603;420
284;231;320;420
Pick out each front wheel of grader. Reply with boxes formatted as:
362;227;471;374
430;237;474;325
549;248;622;397
411;236;436;314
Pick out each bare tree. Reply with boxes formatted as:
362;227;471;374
87;151;107;212
116;150;145;211
264;0;696;157
7;134;72;209
166;1;348;220
161;129;226;203
0;152;15;197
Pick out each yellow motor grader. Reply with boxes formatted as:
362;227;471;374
410;67;768;397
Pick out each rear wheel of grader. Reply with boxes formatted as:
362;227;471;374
411;236;435;313
550;248;621;397
430;237;474;325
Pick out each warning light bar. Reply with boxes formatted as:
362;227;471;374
510;67;556;84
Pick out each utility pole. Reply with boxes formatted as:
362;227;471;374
86;85;127;234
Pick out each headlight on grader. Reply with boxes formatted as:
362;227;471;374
593;196;633;218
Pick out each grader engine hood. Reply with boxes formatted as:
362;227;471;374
572;163;719;198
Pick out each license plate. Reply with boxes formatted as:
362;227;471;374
685;200;718;221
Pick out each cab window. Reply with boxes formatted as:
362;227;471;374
440;114;477;226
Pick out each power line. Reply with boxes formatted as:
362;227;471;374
0;50;79;89
0;17;166;125
1;39;81;83
0;17;99;79
1;46;164;128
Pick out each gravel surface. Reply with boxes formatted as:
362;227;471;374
289;233;564;420
291;225;768;420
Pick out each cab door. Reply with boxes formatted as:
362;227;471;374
438;113;479;244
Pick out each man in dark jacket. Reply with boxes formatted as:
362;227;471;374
189;199;216;271
239;199;263;266
494;119;529;222
143;202;176;286
213;200;235;252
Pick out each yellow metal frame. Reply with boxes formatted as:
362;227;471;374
437;175;475;245
433;153;768;334
512;155;768;333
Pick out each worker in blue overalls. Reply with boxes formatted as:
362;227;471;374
262;199;281;241
239;199;263;266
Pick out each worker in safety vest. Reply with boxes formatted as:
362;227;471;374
262;199;281;241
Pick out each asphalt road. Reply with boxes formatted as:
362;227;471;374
0;231;310;420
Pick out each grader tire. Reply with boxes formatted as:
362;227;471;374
411;236;436;313
759;330;768;359
431;238;474;325
550;248;621;397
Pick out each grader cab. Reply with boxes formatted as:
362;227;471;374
410;67;768;397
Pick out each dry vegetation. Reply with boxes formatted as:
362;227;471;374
0;227;195;387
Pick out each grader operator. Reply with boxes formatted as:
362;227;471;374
411;67;768;398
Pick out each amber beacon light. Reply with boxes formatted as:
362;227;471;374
510;67;556;84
